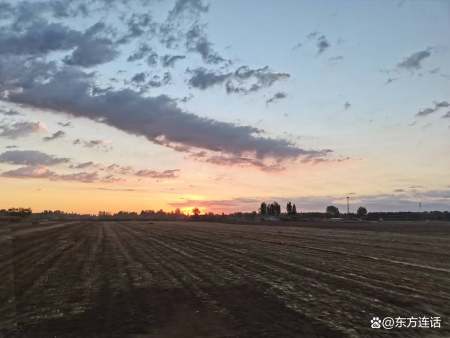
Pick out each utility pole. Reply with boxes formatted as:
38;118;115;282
346;196;350;216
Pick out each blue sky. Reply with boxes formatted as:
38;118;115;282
0;0;449;213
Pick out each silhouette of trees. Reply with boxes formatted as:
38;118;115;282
259;202;267;215
192;207;201;216
0;208;32;217
357;206;368;218
267;202;281;216
326;205;340;217
259;201;281;216
286;202;292;215
286;202;297;215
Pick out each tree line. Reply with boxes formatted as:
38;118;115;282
259;201;297;216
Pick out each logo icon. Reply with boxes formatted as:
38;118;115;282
371;317;381;329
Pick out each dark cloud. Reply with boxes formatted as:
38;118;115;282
185;24;227;64
135;169;180;179
188;66;290;94
64;37;118;67
43;130;65;142
0;56;57;92
5;145;18;149
0;121;46;139
317;35;330;54
168;0;209;21
266;92;287;105
119;13;157;43
147;72;172;88
0;150;69;166
398;49;432;70
0;21;82;56
129;72;172;91
187;67;231;89
0;16;117;67
131;72;147;83
161;54;186;67
6;66;329;163
127;44;158;65
442;111;450;119
344;102;351;110
415;101;449;117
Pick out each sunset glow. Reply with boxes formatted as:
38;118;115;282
0;0;449;214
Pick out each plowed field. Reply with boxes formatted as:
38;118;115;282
0;220;449;337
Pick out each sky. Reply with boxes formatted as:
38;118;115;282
0;0;449;214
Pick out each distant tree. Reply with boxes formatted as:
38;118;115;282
326;205;340;217
292;204;297;215
268;202;281;216
286;202;292;215
192;207;201;216
357;206;368;218
174;208;181;215
259;202;267;215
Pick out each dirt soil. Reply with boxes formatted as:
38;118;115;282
0;220;449;337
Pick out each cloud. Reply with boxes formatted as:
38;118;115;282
317;35;330;54
73;138;112;151
168;0;209;21
161;54;186;67
0;17;117;67
43;130;65;142
1;165;55;179
64;38;118;67
58;121;71;127
187;67;231;89
131;72;147;83
328;56;343;63
0;108;21;116
385;77;398;85
185;24;227;64
71;161;96;169
135;169;180;179
415;100;449;117
0;21;82;56
119;13;157;43
127;44;158;65
0;165;106;183
188;65;290;94
442;111;450;119
147;72;172;88
6;66;330;164
344;102;351;110
0;150;69;166
397;48;432;71
0;121;47;139
197;153;286;172
266;92;287;105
